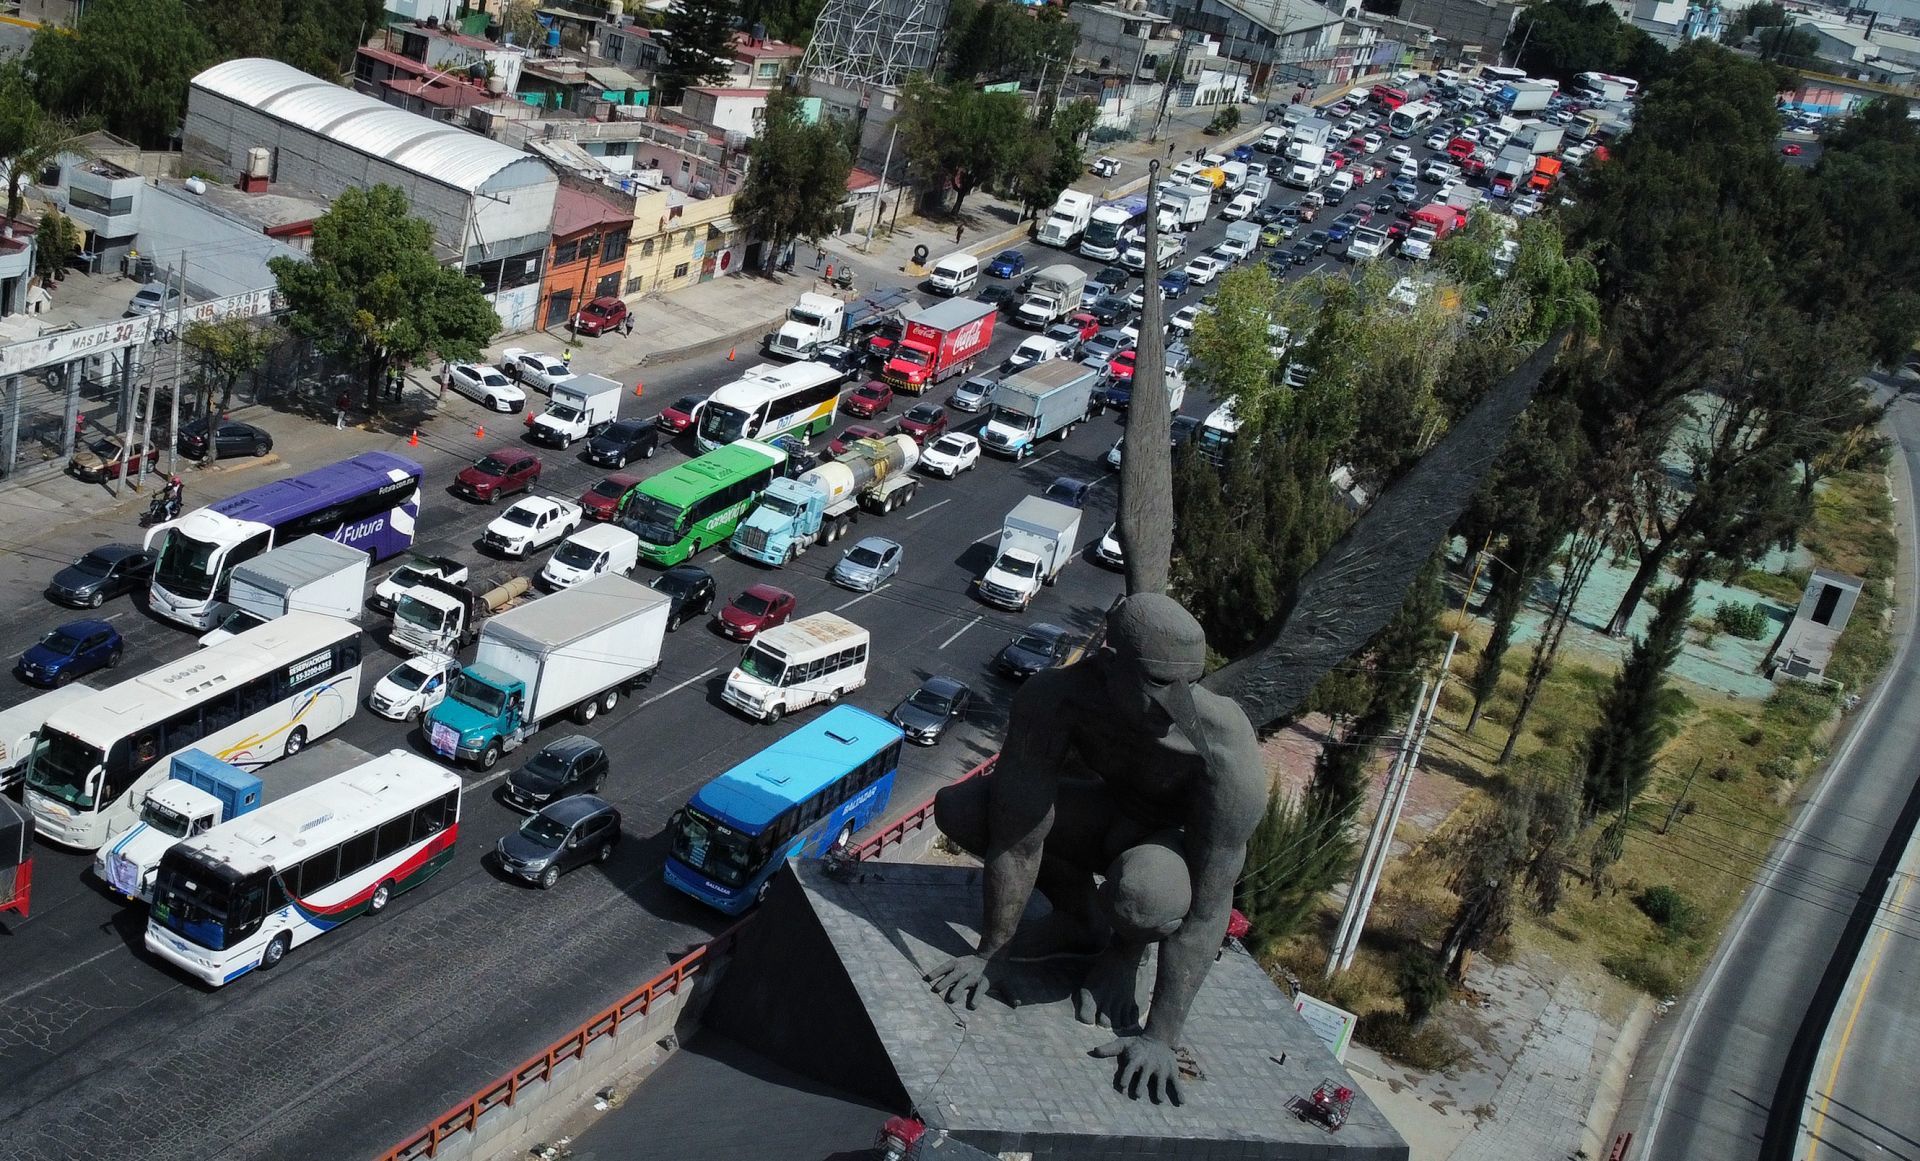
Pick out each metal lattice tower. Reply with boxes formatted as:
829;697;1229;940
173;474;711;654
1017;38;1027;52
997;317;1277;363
800;0;951;89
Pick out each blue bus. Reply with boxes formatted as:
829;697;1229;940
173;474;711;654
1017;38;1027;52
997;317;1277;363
664;704;904;913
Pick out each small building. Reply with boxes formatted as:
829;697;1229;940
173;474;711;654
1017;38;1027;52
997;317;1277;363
1767;569;1865;685
541;182;634;330
727;33;805;89
679;88;773;137
623;179;746;296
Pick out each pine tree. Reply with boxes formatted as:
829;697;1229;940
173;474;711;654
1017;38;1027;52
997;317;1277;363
659;0;739;105
1581;570;1697;819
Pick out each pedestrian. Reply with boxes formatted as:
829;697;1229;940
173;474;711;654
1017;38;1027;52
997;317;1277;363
825;263;835;282
1167;141;1176;159
816;246;826;270
334;390;350;430
562;349;573;367
622;315;634;338
954;221;964;244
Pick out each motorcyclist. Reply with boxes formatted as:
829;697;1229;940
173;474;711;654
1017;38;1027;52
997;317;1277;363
164;475;184;519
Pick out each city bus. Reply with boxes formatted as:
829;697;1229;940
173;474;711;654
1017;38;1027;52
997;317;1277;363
146;452;424;629
664;704;903;914
144;750;458;985
1573;72;1639;102
695;361;847;453
1480;65;1527;87
23;613;363;850
622;438;787;567
1388;100;1441;138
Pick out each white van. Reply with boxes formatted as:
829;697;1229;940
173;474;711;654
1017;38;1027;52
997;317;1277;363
722;613;871;723
540;523;640;590
927;252;979;296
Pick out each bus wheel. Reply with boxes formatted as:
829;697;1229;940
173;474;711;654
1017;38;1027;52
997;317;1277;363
827;686;842;705
261;933;291;971
576;698;599;724
367;881;393;915
480;741;501;770
835;823;855;853
600;688;619;714
284;727;308;756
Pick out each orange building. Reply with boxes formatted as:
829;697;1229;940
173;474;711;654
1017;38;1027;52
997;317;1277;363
541;183;633;332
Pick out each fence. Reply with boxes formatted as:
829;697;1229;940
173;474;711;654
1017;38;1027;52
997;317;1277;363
376;755;995;1161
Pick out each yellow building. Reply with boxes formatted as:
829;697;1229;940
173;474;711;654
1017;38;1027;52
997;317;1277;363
623;185;747;295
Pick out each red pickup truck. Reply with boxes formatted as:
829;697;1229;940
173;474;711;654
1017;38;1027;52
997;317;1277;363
883;298;997;394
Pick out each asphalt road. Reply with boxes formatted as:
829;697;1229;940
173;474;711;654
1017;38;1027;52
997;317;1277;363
1624;380;1920;1161
0;118;1489;1160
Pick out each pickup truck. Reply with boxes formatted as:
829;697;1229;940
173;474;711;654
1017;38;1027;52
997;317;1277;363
391;573;533;655
480;495;584;559
371;555;469;615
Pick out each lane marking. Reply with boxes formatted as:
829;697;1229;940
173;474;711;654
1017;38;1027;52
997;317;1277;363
940;616;983;650
638;665;720;709
0;945;125;1007
1806;863;1919;1159
906;498;952;521
1027;449;1061;466
835;584;889;611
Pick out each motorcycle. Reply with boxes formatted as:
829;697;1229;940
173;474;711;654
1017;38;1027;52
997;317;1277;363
139;493;182;528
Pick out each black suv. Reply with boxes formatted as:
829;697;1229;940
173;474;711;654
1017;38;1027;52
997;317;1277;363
503;735;609;813
585;419;659;469
495;795;621;889
650;564;717;631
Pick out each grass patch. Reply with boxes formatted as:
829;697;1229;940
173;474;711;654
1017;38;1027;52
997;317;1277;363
1737;567;1810;605
1355;1010;1468;1071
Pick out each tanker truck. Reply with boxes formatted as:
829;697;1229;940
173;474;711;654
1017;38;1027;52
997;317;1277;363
390;573;534;655
729;435;921;566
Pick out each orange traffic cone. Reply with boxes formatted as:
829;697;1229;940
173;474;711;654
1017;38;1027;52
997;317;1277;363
476;425;485;440
633;381;645;397
409;429;418;447
727;347;736;362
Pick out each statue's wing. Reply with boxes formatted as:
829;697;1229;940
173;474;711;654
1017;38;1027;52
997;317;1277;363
1199;329;1569;728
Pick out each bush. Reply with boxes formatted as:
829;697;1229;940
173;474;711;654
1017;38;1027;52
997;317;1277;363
1714;601;1770;640
1602;948;1687;998
1088;126;1136;145
1636;885;1696;934
1354;1011;1466;1071
1206;107;1242;134
1397;948;1450;1026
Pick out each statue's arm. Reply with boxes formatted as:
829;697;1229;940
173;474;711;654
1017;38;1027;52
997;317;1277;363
976;672;1075;957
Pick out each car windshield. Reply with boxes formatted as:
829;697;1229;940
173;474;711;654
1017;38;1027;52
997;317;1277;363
995;554;1039;579
931;437;968;456
519;751;570;787
450;672;507;716
759;495;805;517
893;347;931;367
908;687;954;714
25;729;102;808
590;478;629;499
387;566;428;589
548;405;583;422
847;546;884;567
554;541;602;569
732;592;772;615
907;407;938;423
386;662;431;692
474;456;511;475
72;552;114;576
41;628;84;654
652;570;702;597
671;395;703;413
1013;632;1057;655
519;814;571;848
671;806;759;888
502;507;540;527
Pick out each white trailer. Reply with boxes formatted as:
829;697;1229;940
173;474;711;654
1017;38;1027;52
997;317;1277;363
227;534;369;625
975;497;1081;611
478;576;669;728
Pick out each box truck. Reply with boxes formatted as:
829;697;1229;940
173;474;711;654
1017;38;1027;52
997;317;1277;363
979;360;1103;459
882;297;998;393
527;374;622;447
974;497;1081;611
1016;264;1088;329
226;535;369;626
730;434;921;565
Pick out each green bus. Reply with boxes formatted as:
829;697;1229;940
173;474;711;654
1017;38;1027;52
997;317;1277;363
622;439;787;566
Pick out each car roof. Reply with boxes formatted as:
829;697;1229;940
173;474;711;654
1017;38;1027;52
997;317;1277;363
86;543;146;561
539;794;615;825
53;618;114;636
662;563;713;582
741;583;793;602
851;536;899;552
538;734;603;761
482;447;537;464
921;675;969;698
1022;622;1069;641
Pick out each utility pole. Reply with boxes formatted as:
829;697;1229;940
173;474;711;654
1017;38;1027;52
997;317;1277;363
1148;31;1194;144
1658;757;1704;835
1326;680;1427;978
119;263;170;497
865;121;899;252
159;256;188;481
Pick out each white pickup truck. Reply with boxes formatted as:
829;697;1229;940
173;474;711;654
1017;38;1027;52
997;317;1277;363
480;496;584;559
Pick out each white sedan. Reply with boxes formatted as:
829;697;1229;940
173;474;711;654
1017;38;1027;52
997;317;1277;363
919;433;980;478
1425;130;1450;151
448;363;526;413
1183;254;1223;285
1388;144;1413;164
500;348;577;394
368;653;459;721
480;495;582;558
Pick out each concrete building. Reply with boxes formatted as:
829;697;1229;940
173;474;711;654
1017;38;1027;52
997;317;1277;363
540;181;634;330
727;33;806;88
1387;0;1518;64
1148;0;1377;87
358;20;530;98
1788;12;1920;80
679;89;773;137
1629;0;1725;45
0;216;37;319
184;58;561;332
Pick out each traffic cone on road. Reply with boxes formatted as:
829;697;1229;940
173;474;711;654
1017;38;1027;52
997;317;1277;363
727;347;736;362
633;381;645;397
476;425;485;440
409;429;419;447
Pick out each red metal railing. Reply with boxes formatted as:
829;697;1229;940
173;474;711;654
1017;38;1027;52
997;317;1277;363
377;755;994;1161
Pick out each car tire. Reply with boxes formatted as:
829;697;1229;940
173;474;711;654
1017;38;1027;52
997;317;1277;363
261;932;291;970
596;839;615;864
613;454;626;469
486;491;499;505
107;648;123;669
485;395;498;410
253;440;270;457
284;727;308;756
539;865;561;890
88;591;105;609
367;881;393;915
764;703;784;724
668;613;681;633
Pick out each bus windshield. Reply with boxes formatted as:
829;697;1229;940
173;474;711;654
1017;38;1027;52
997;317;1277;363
737;646;786;684
625;495;687;545
450;672;508;717
671;807;760;888
1084;218;1127;246
699;405;753;445
25;730;102;808
152;529;223;599
151;855;237;950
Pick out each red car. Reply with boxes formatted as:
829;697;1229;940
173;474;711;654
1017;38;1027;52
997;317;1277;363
1781;143;1802;156
579;472;641;521
454;447;541;504
716;584;796;641
896;402;949;445
829;424;884;457
1107;349;1137;384
1064;311;1100;342
657;393;706;434
843;380;894;418
572;296;629;336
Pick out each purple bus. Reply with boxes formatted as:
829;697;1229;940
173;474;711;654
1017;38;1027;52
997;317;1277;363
144;452;424;628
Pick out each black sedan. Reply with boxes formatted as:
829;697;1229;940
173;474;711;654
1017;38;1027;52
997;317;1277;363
974;284;1020;314
584;419;659;469
889;676;972;744
1085;295;1135;327
648;564;716;631
995;623;1084;679
176;417;273;460
46;543;154;608
1251;203;1288;225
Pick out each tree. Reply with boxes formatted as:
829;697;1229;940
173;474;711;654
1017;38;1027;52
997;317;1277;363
1014;99;1097;220
182;318;275;463
1506;0;1667;84
33;210;78;282
738;0;827;44
1438;769;1576;981
659;0;738;105
187;0;282;61
1582;576;1694;819
268;185;499;413
941;0;1077;86
735;88;855;270
27;0;211;149
0;62;70;224
896;76;1032;217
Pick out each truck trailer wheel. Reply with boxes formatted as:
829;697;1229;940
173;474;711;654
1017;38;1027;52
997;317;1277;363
600;688;620;714
575;698;599;724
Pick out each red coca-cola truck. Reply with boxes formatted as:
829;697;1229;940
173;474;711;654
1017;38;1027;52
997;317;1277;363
883;298;997;394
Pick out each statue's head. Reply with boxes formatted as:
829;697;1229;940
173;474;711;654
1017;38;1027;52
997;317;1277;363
1104;594;1207;734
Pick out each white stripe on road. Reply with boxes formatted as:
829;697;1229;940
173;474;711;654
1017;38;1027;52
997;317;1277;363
940;616;983;650
1027;449;1061;467
639;665;721;709
906;497;952;521
835;584;889;611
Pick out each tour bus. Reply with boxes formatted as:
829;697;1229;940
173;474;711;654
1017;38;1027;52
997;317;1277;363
1079;197;1148;262
144;750;459;985
622;439;788;567
23;613;363;850
1197;400;1243;466
664;704;903;913
1573;72;1639;102
720;613;871;724
695;361;848;453
1388;100;1441;138
1480;65;1527;87
147;452;424;629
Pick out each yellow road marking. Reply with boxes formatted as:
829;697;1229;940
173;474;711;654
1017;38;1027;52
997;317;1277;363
1806;862;1919;1158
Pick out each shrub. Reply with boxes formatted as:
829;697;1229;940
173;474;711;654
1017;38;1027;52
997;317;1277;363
1636;885;1696;934
1355;1011;1466;1071
1713;601;1770;640
1397;948;1450;1026
1206;107;1242;134
1602;948;1686;998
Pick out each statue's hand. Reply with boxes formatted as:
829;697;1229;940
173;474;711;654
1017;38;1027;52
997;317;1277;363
925;953;994;1010
1091;1035;1184;1105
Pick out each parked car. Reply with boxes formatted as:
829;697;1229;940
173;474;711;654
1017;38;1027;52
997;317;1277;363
995;623;1083;679
367;653;459;722
579;472;641;521
920;432;980;478
1158;269;1194;300
657;393;707;434
896;402;949;445
504;735;610;814
448;363;526;413
651;563;718;631
829;424;885;457
125;281;181;317
986;249;1027;278
454;448;542;504
495;795;621;889
831;536;902;592
46;543;153;608
718;584;797;640
18;619;122;687
843;380;895;418
585;419;658;469
950;374;997;413
500;348;576;393
571;297;629;336
176;417;273;460
890;676;972;745
1042;477;1095;508
479;495;582;557
68;437;160;483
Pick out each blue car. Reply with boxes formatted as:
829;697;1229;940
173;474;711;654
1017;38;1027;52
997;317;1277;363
1158;270;1193;299
18;619;123;687
986;249;1026;279
1231;144;1254;163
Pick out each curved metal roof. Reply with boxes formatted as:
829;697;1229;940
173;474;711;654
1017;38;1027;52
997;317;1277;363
192;58;540;195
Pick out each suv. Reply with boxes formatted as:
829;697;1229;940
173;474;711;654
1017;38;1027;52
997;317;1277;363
503;735;610;813
585;419;658;469
571;297;629;336
454;448;541;504
650;563;717;631
495;795;621;889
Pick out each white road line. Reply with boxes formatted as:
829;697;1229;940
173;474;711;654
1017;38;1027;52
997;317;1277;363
939;616;982;650
835;584;889;611
906;497;952;521
638;665;720;709
1027;449;1061;466
972;530;999;545
0;945;125;1007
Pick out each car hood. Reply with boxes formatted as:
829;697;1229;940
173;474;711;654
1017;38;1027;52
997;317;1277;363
497;830;562;865
484;517;532;540
456;467;505;487
893;702;947;733
835;561;881;582
1000;643;1051;670
719;606;765;630
20;642;75;669
48;565;105;594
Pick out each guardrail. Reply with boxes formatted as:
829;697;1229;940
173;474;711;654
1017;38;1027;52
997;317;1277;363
377;755;995;1161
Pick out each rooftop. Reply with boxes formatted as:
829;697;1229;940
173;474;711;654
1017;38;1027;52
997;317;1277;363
731;33;804;59
551;184;634;237
384;75;494;110
688;87;775;98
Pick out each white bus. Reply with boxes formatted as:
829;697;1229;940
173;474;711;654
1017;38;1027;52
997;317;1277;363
23;613;363;850
1198;400;1243;465
1388;100;1442;138
1480;65;1527;87
695;361;848;452
145;750;459;986
1573;72;1638;101
721;613;871;724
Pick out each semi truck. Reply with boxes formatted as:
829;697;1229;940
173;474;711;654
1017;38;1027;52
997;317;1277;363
225;534;369;626
729;435;921;565
766;287;915;359
390;573;533;655
425;575;670;770
974;496;1081;611
979;360;1103;459
92;741;371;903
1286;145;1326;189
527;374;622;447
1015;264;1088;329
882;297;997;393
1035;190;1096;248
